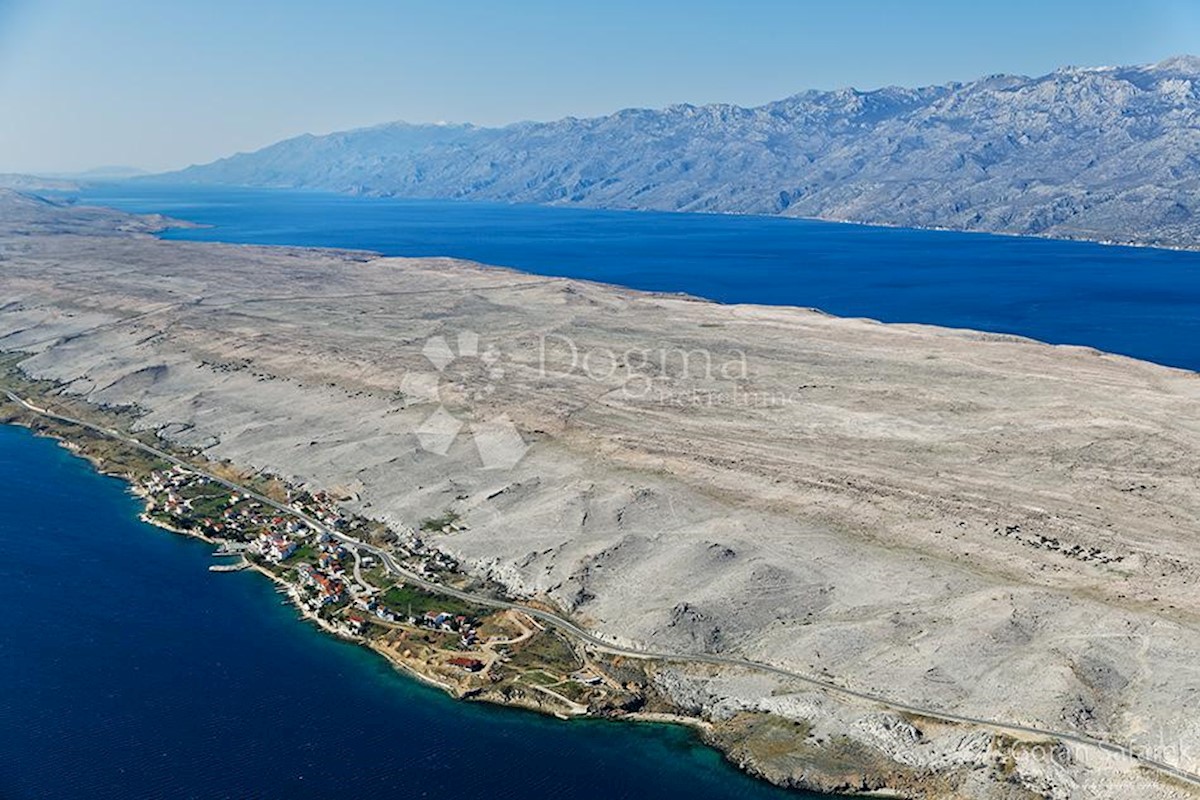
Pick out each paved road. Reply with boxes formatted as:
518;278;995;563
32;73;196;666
7;388;1198;789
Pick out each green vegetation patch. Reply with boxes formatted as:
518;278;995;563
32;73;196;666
381;583;487;619
184;492;235;519
419;510;461;532
507;630;581;673
520;669;562;686
283;543;316;563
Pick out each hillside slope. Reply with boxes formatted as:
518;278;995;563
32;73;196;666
164;56;1200;247
4;193;1200;798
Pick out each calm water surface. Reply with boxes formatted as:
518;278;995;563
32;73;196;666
0;425;811;799
76;183;1200;372
15;183;1197;797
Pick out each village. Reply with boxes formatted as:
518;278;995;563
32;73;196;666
138;465;642;715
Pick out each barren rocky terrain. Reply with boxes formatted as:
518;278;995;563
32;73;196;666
3;192;1199;797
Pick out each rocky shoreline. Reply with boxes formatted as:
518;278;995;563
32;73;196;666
4;194;1200;798
0;396;987;797
2;390;1187;800
2;409;628;713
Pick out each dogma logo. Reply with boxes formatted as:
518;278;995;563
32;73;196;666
398;331;528;471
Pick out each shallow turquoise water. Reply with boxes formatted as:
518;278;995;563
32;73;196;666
0;425;812;799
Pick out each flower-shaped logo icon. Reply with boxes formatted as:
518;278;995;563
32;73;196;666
400;331;528;471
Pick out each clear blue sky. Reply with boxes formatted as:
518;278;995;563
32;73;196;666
1;0;1198;173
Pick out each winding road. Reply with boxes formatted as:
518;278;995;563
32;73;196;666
6;388;1199;791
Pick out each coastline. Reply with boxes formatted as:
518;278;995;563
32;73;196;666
68;184;1200;379
0;387;923;799
127;182;1200;254
241;557;465;699
5;196;1200;799
0;396;709;727
0;421;805;800
47;422;619;717
8;385;1196;800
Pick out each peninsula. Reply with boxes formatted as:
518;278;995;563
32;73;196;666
3;190;1200;799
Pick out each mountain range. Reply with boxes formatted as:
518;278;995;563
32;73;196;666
161;56;1200;248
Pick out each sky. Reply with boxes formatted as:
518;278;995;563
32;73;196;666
1;0;1199;174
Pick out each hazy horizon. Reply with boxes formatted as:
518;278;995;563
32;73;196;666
2;0;1199;174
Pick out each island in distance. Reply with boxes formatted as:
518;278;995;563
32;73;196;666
2;191;1200;799
158;56;1200;249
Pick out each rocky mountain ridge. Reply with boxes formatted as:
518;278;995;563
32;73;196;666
162;56;1200;247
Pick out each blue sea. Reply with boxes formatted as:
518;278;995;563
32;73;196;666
75;183;1200;373
0;425;809;799
8;185;1198;797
